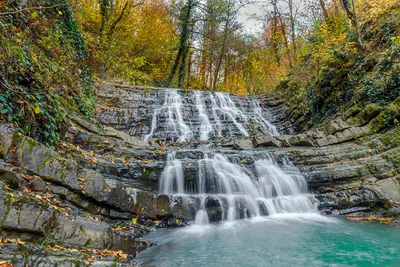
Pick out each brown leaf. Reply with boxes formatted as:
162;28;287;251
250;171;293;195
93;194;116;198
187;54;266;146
0;261;13;267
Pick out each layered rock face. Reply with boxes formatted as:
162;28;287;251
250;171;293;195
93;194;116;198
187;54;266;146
1;83;399;265
95;83;400;220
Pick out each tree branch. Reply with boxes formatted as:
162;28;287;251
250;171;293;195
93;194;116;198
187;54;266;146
0;4;68;16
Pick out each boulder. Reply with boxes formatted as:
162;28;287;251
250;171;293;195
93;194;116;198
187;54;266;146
253;134;281;148
375;177;400;202
0;200;56;234
12;136;79;186
233;139;254;150
52;216;113;249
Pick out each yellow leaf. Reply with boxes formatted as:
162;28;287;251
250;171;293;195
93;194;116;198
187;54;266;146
132;218;137;224
16;238;26;245
31;11;38;19
34;106;41;114
58;11;63;15
120;254;128;259
35;195;42;200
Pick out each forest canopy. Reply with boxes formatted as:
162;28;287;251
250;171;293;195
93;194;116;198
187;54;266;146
70;0;400;97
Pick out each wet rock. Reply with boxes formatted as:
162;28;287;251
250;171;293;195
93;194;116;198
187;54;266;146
111;234;136;255
205;197;223;223
233;139;254;150
294;134;314;147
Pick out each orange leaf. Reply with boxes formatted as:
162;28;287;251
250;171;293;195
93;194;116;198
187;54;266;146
0;261;13;267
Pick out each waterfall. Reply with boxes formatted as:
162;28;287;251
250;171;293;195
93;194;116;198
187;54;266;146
215;92;249;137
159;152;318;224
143;89;277;142
251;100;279;136
148;88;318;224
159;152;185;194
144;89;193;142
194;91;213;141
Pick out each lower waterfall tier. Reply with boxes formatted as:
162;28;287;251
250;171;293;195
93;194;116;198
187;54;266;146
158;151;318;224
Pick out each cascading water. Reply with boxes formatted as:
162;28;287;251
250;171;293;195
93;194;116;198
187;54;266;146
194;91;213;141
144;89;193;142
159;152;318;225
143;89;278;142
144;88;317;225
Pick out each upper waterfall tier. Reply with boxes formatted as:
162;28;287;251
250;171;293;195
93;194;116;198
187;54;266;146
97;87;280;143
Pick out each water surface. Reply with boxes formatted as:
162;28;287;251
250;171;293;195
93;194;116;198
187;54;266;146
137;214;400;267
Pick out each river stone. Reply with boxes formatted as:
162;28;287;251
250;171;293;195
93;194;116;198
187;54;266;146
156;195;170;217
111;234;136;255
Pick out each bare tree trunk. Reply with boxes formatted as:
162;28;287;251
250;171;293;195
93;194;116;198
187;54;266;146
351;0;363;49
341;0;363;49
272;0;292;68
319;0;329;19
288;0;296;56
167;0;196;88
212;19;229;91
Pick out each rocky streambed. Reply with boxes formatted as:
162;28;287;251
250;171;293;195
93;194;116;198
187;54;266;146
0;83;399;266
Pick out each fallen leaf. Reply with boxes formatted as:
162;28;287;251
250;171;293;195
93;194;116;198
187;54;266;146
0;261;13;267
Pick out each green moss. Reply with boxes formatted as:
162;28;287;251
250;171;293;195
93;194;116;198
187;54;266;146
84;238;91;247
364;103;381;115
0;194;13;226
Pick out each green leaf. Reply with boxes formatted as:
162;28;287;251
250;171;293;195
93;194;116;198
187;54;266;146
0;109;9;114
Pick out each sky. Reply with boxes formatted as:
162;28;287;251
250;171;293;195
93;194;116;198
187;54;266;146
238;0;310;33
238;1;267;33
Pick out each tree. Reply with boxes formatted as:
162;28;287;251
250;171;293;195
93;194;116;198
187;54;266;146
319;0;329;19
167;0;197;88
341;0;363;49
